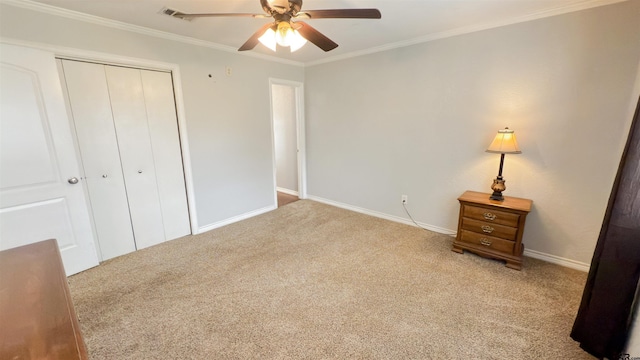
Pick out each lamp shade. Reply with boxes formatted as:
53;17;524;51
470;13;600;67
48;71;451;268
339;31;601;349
486;127;521;154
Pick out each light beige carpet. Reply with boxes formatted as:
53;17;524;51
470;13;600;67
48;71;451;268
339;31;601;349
69;200;593;359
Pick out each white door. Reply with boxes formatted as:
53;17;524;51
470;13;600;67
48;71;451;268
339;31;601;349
58;60;136;260
0;44;99;275
139;70;191;240
60;60;190;260
105;66;166;250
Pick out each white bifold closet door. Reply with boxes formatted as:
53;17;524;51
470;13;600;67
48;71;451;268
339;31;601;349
59;60;190;261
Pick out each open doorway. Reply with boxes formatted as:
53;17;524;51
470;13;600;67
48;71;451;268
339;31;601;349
270;79;305;207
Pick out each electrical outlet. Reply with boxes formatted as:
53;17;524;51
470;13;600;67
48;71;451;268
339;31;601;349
225;66;232;76
401;195;408;204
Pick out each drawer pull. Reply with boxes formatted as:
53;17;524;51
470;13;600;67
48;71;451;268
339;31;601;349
480;238;492;246
481;225;494;233
483;212;497;221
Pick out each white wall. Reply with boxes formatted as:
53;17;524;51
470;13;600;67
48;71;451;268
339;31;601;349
272;83;299;193
0;3;304;231
305;1;640;266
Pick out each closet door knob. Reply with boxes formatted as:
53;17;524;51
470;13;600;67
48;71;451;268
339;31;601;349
68;177;79;184
102;174;108;178
138;170;143;174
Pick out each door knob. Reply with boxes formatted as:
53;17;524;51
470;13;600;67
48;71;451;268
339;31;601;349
138;170;143;174
68;177;79;184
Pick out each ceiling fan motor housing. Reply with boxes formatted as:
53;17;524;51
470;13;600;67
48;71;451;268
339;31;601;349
261;0;302;16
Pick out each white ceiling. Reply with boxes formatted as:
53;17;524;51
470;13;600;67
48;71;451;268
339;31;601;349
27;0;623;65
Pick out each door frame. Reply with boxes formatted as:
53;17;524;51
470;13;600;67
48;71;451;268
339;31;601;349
1;38;200;235
269;78;307;205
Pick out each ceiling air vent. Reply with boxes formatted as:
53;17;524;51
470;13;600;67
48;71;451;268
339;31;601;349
160;7;193;21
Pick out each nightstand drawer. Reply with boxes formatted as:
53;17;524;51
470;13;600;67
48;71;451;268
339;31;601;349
462;205;520;227
459;230;515;254
461;217;517;240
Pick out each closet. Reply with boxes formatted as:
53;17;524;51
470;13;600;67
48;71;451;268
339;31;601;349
58;59;190;261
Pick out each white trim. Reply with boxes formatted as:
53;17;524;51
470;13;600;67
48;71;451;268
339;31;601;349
1;38;201;236
294;82;307;199
307;195;592;272
1;38;177;72
268;80;278;208
306;0;628;67
306;195;456;236
0;0;304;67
169;66;199;235
198;205;276;234
523;249;590;272
276;187;299;197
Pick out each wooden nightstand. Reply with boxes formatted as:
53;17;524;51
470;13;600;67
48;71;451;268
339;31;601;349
452;190;532;270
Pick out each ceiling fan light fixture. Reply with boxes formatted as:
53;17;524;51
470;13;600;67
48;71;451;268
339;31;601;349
258;27;277;51
171;0;381;53
259;22;307;52
289;30;307;52
275;21;294;47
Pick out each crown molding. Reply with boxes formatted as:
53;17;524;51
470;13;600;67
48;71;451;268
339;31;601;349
0;0;305;67
306;0;628;67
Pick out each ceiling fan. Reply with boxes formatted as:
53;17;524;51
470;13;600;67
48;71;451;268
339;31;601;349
163;0;381;53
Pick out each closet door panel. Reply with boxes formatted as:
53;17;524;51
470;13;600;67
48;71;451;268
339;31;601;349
60;60;136;260
140;70;191;240
105;66;165;250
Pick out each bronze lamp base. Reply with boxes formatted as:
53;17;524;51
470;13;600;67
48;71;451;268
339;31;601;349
490;177;506;201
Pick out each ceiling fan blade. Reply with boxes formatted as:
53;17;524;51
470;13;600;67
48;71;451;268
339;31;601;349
295;21;338;52
173;12;267;20
238;23;276;51
298;9;381;19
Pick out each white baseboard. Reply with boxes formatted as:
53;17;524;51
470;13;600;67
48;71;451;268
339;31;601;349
306;195;591;272
306;195;457;236
197;205;276;234
276;187;299;196
523;248;590;272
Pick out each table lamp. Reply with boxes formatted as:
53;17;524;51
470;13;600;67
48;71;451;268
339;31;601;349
486;127;521;201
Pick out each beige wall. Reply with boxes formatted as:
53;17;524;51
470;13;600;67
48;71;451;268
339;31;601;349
305;1;640;266
0;3;304;231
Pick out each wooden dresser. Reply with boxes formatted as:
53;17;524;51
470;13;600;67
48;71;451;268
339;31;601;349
452;190;532;270
0;239;88;359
